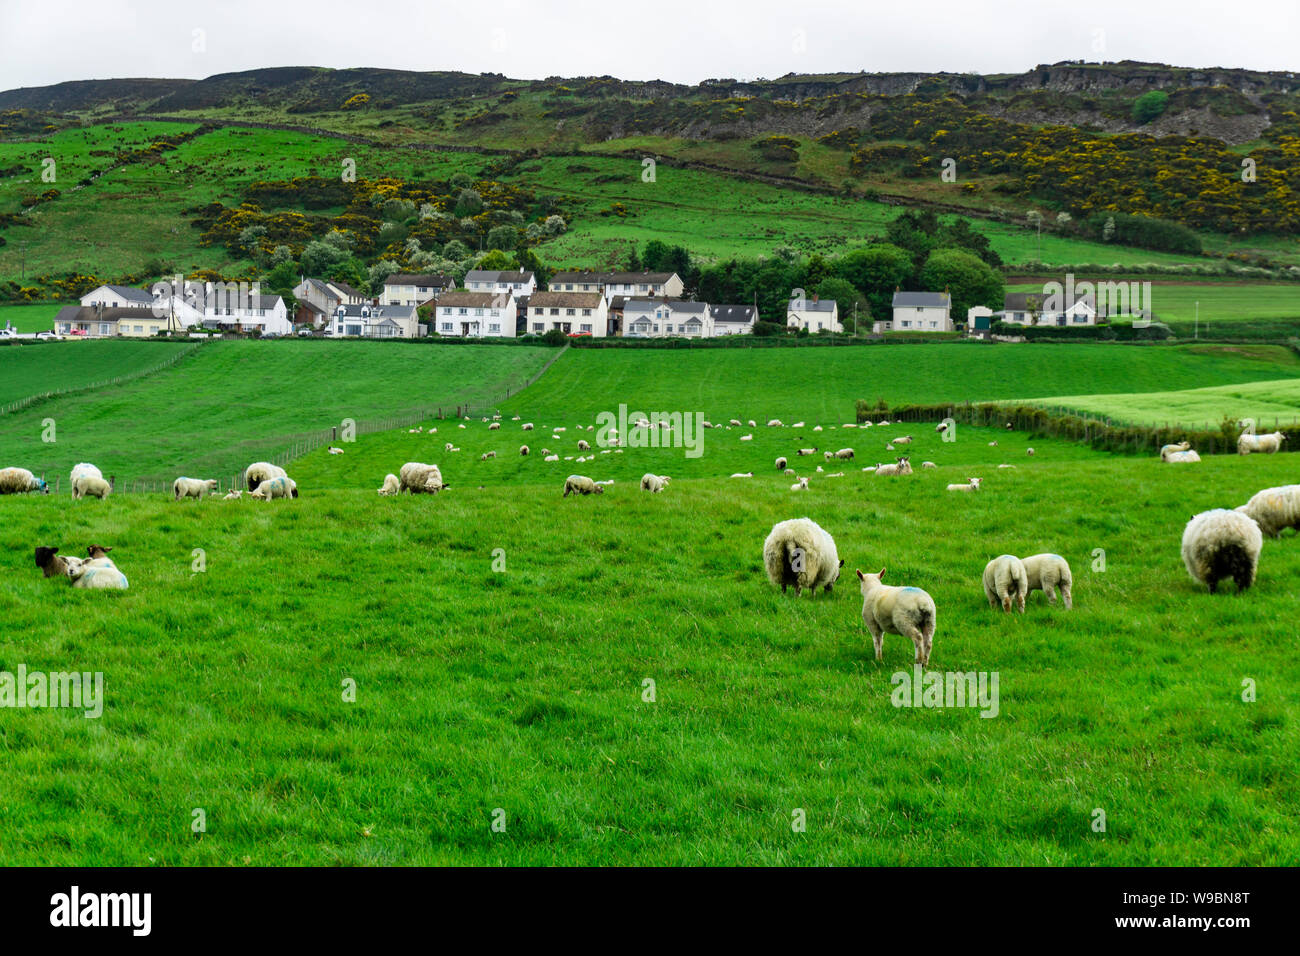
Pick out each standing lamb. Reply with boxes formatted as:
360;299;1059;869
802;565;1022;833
1235;485;1300;538
762;518;842;597
1182;509;1262;593
244;461;287;491
173;477;218;500
73;473;115;499
251;476;298;500
563;475;604;497
775;456;788;471
377;473;401;496
399;462;444;494
1021;553;1073;609
0;467;48;494
856;568;937;667
983;554;1028;613
1238;431;1287;455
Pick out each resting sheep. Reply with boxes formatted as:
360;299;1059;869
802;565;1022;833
173;477;217;500
946;477;982;492
328;446;344;455
857;568;937;667
874;457;912;477
1159;441;1190;461
0;467;49;495
797;448;817;457
1021;553;1073;609
223;489;243;500
790;477;809;491
563;475;603;497
244;462;287;491
377;473;400;496
762;518;842;597
1164;450;1201;463
1235;485;1300;538
522;423;534;431
399;462;444;494
983;554;1028;613
921;461;937;470
1182;509;1262;593
69;545;129;590
1238;431;1287;455
640;473;670;493
480;451;496;461
893;436;913;445
34;546;86;579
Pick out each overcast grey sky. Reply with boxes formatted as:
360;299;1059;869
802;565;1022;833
1;0;1295;93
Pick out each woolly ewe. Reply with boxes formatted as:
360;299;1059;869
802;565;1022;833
1236;485;1300;538
857;568;937;667
1182;509;1262;593
946;477;982;492
762;518;842;597
563;475;603;497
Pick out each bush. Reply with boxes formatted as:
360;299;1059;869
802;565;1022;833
1132;91;1169;124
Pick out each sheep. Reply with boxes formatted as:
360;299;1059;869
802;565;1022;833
522;423;534;431
520;445;530;456
824;451;835;461
792;421;805;429
1182;509;1262;593
740;434;753;442
328;446;344;455
0;467;49;494
73;474;115;499
841;423;856;429
747;420;757;428
1235;485;1300;539
563;475;603;497
877;421;890;427
797;448;818;456
251;476;298;500
69;545;129;590
640;473;670;493
825;472;845;478
1004;422;1013;430
445;442;456;452
480;451;497;461
874;457;912;477
1165;450;1201;463
997;464;1017;469
790;477;809;491
983;555;1028;613
988;440;999;447
767;419;784;427
1021;553;1073;609
834;448;855;461
540;448;552;457
893;436;913;445
244;462;286;491
856;568;937;666
946;477;982;492
730;472;754;478
1159;441;1190;461
886;444;895;452
1026;448;1035;457
223;489;243;500
70;462;102;496
784;468;796;475
921;461;937;469
577;439;590;451
775;456;788;471
544;455;559;462
935;423;948;433
762;518;842;597
173;477;217;500
447;447;461;453
399;462;444;493
813;425;823;432
34;546;86;579
489;422;501;430
1238;431;1287;455
553;427;567;433
377;473;400;496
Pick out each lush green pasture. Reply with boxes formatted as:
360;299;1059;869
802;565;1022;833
0;340;189;406
0;302;64;332
1008;279;1300;329
1033;377;1300;430
2;440;1297;865
0;341;553;483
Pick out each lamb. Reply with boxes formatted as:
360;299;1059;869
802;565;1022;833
70;462;103;497
445;442;456;452
328;446;344;455
0;467;49;494
824;451;835;460
767;419;784;427
73;474;115;499
34;546;86;579
69;545;129;590
813;425;823;432
377;473;400;496
563;475;603;497
399;462;444;493
731;472;754;478
856;568;937;667
997;464;1017;469
251;476;298;500
775;456;788;471
762;518;842;597
893;436;913;445
1021;553;1073;609
223;489;243;500
1238;431;1287;455
792;422;805;429
983;554;1029;613
544;455;559;462
935;423;948;433
1026;448;1035;457
640;473;670;493
480;451;496;460
874;457;913;477
797;448;818;456
1160;441;1191;461
1165;450;1201;463
577;440;590;451
244;461;287;491
740;434;753;442
988;441;999;447
488;422;501;430
173;477;217;500
520;445;530;456
540;448;552;457
834;448;854;460
921;461;937;469
747;420;757;428
1235;484;1300;538
946;477;982;492
790;477;809;491
1182;509;1262;593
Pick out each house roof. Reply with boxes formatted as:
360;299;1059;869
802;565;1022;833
527;291;605;309
329;280;369;300
297;277;339;299
336;303;415;319
625;297;707;314
385;273;455;288
710;304;758;323
56;305;160;324
298;300;327;315
435;291;514;308
550;271;677;286
893;292;950;309
86;284;154;305
790;299;837;312
1003;292;1096;312
465;270;534;285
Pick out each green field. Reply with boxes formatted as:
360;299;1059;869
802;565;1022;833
0;339;190;406
1033;377;1300;430
0;302;63;332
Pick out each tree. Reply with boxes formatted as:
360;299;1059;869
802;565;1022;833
454;189;483;217
814;277;868;332
833;244;912;320
1132;91;1169;124
918;247;1003;322
486;225;520;251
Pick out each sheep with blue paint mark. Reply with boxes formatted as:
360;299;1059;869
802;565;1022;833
856;568;937;666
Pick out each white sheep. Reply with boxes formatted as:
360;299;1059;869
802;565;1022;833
730;472;754;478
775;456;788;471
244;461;287;491
1235;485;1300;539
946;477;982;492
762;518;842;597
813;425;824;432
70;462;101;493
1159;441;1190;461
988;440;999;447
834;448;854;460
935;423;948;433
563;475;603;497
893;436;913;445
34;546;88;579
824;451;835;460
489;422;500;430
640;473;670;493
983;554;1028;613
69;545;129;590
544;455;559;462
480;451;496;460
1021;553;1073;609
921;461;937;469
251;476;298;500
767;419;784;427
377;474;400;496
792;421;805;429
790;477;809;491
856;568;937;666
747;419;756;428
522;423;534;431
520;445;530;456
874;457;913;477
399;462;444;494
1238;431;1287;455
1165;450;1201;463
0;467;49;494
223;489;243;500
73;474;114;499
328;446;344;455
173;477;217;500
1026;448;1035;457
445;442;455;452
740;434;753;442
1182;509;1262;593
577;439;590;451
797;448;817;456
997;464;1018;469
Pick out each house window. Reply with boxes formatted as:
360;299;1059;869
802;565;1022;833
441;323;453;332
134;325;143;333
565;308;576;316
580;323;592;332
534;308;544;315
533;323;544;333
582;309;592;316
458;308;468;315
489;323;500;333
474;308;484;316
100;323;111;335
549;308;559;315
901;320;910;328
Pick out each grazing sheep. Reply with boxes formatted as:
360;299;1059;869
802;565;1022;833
73;474;115;499
1182;509;1262;593
797;448;818;456
1165;450;1202;463
790;477;809;491
1238;431;1287;455
935;423;948;433
856;568;937;667
480;451;496;461
762;518;842;597
1159;441;1190;461
775;456;788;471
223;489;243;500
69;462;102;497
520;445;530;456
34;546;86;579
1026;448;1035;457
983;555;1028;613
0;467;49;494
244;462;286;491
747;419;756;428
834;448;855;460
640;473;670;493
921;461;937;469
69;545;129;590
445;442;455;452
893;436;913;445
577;440;590;451
544;455;559;462
251;476;298;500
489;422;501;430
874;457;913;477
1021;553;1073;609
522;423;534;431
946;477;983;492
173;477;217;500
988;441;999;447
563;475;603;497
377;474;400;496
328;446;344;455
824;451;835;460
399;462;444;493
1235;485;1300;539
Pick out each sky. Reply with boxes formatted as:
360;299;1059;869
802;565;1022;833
1;0;1296;93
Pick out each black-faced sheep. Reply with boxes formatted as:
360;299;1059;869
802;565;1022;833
775;456;788;471
34;546;85;578
1182;509;1262;593
762;518;842;597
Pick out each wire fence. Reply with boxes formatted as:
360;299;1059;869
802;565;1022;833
0;341;206;416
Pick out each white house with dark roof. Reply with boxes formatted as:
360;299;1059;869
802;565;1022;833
787;295;841;333
79;284;156;309
463;269;536;297
879;291;953;333
200;291;291;335
432;291;517;337
382;273;456;307
997;291;1097;327
623;298;712;337
331;302;420;338
708;304;758;335
525;291;607;337
548;271;683;303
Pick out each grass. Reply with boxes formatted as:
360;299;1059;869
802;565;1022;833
0;340;189;406
1007;279;1300;332
0;302;65;332
1030;377;1300;430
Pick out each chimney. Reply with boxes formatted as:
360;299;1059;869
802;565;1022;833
812;294;819;304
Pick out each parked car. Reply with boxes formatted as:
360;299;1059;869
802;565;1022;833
296;328;312;337
36;330;63;341
0;328;15;338
68;328;88;336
